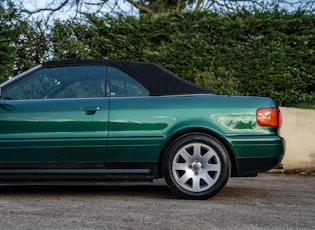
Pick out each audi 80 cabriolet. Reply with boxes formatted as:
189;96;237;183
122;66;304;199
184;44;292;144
0;60;284;199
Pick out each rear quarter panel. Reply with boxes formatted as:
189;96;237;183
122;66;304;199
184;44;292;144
107;94;282;165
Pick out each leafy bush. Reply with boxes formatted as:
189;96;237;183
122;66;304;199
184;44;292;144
1;10;314;108
85;11;314;107
0;6;19;82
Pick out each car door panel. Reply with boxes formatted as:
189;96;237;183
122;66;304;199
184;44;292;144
0;98;108;168
107;97;166;165
0;64;108;169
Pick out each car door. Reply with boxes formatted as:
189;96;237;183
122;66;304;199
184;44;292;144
0;64;108;169
106;66;166;170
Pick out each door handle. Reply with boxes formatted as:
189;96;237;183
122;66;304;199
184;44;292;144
81;106;100;115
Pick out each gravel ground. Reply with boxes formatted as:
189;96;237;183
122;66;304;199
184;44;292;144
0;173;314;230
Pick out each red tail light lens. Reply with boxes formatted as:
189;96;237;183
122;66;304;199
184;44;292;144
256;108;282;127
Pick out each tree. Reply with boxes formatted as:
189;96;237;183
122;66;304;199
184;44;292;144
14;20;50;74
19;0;315;18
0;2;19;82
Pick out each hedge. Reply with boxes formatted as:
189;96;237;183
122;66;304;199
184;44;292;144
1;10;314;107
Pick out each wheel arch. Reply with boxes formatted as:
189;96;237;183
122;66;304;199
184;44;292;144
158;128;238;178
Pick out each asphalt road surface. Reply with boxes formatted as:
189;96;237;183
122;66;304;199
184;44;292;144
0;173;314;229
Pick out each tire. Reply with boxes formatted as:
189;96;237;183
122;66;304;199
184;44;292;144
163;134;231;200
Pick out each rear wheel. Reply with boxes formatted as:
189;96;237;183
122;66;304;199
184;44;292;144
163;134;231;199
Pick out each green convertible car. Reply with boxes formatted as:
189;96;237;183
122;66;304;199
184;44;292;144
0;60;284;199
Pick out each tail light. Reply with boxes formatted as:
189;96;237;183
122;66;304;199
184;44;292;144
256;108;282;127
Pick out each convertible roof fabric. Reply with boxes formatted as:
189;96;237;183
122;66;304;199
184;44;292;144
44;60;215;96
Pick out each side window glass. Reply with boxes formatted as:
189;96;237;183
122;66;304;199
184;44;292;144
1;66;106;100
2;69;60;100
107;66;149;97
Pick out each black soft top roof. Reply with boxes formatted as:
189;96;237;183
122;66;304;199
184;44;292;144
43;60;215;96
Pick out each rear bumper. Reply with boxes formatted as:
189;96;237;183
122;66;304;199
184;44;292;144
235;155;284;176
226;135;285;176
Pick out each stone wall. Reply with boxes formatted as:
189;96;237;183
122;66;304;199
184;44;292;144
279;107;315;173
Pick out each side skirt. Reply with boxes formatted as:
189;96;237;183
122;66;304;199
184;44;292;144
0;162;159;182
0;169;157;182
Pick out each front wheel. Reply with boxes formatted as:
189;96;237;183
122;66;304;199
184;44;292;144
163;134;231;199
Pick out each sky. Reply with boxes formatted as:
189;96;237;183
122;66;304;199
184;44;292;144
23;0;82;20
22;0;134;21
22;0;312;21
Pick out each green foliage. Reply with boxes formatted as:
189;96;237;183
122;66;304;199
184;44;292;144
50;20;101;60
84;10;314;107
0;6;19;82
1;10;314;108
14;20;51;74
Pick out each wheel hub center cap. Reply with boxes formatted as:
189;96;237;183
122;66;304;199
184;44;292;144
191;161;202;172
